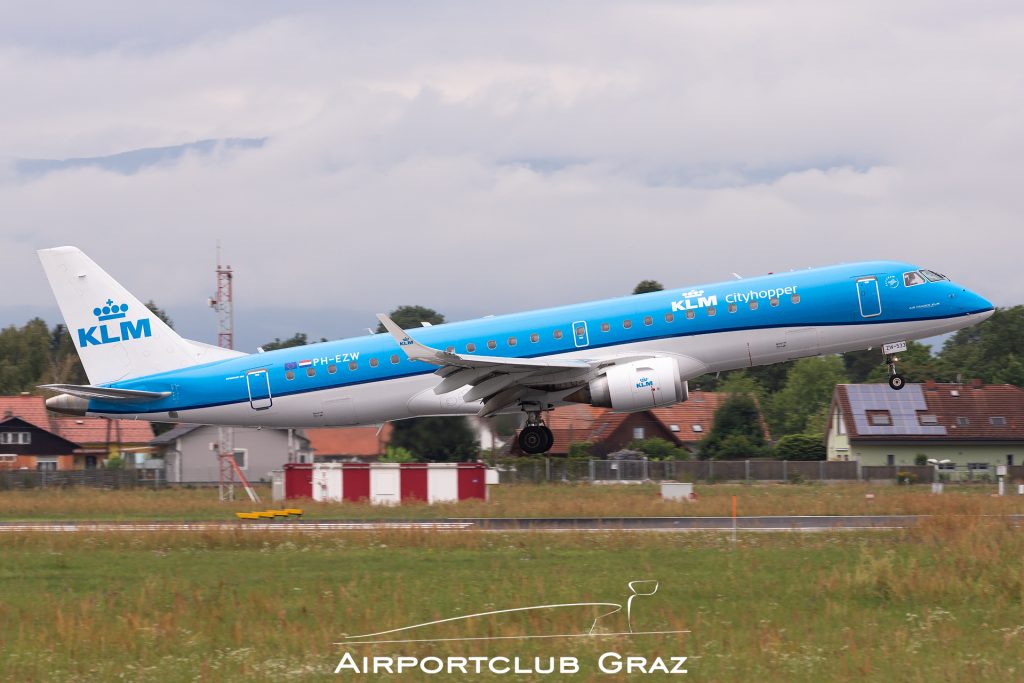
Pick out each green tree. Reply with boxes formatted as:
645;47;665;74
632;280;664;295
144;300;174;329
261;333;327;351
766;356;848;437
375;305;445;333
698;393;768;460
937;306;1024;386
389;416;478;462
773;434;826;461
627;437;688;460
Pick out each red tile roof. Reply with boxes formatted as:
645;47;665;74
0;395;154;445
541;392;758;453
307;424;393;457
833;382;1024;442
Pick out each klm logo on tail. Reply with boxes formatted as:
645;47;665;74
76;299;152;348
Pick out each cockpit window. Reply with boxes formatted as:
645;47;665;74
920;269;947;282
903;271;926;287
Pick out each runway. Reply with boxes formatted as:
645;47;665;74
2;514;1020;533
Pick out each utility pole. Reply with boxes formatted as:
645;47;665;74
210;241;239;502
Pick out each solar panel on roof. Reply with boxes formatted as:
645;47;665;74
846;384;946;436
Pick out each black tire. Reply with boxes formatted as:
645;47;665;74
540;426;554;452
519;426;549;454
888;374;905;391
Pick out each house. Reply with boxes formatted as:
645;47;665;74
307;424;393;462
515;391;765;456
0;394;154;470
827;381;1024;471
152;425;311;483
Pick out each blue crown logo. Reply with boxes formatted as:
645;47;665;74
93;299;129;322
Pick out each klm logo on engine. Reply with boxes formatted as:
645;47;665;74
671;289;717;312
76;299;152;348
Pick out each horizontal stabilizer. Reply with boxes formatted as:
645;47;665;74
39;384;171;403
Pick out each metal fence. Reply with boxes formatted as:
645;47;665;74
491;459;1024;485
0;469;166;490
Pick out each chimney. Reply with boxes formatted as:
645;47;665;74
971;379;983;389
924;380;937;390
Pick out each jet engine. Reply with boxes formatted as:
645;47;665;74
568;357;689;412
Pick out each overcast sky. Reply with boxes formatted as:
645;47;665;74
1;1;1021;350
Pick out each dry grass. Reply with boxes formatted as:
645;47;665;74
1;481;1023;522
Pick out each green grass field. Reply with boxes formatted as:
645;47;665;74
1;485;1022;681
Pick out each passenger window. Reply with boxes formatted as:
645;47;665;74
727;303;737;313
307;367;316;377
904;271;926;287
348;361;358;371
507;337;517;347
285;370;295;381
601;323;611;332
707;306;716;316
327;364;337;374
467;343;476;353
487;340;497;350
685;310;695;320
391;354;400;364
791;293;801;304
769;297;779;307
749;300;758;310
530;333;539;343
369;358;379;368
664;313;674;323
553;330;563;340
623;320;633;329
643;316;653;326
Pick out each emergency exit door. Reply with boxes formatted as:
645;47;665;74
856;277;882;318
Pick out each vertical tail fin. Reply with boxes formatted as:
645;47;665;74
37;246;243;385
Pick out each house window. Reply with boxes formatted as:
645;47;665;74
0;432;30;445
633;427;645;440
868;411;892;426
956;417;970;426
918;414;938;425
232;449;248;470
990;416;1007;426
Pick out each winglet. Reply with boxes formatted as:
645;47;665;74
375;314;450;364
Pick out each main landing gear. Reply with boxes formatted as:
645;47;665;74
886;352;905;391
518;403;553;455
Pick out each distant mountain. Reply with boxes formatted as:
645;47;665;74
14;137;266;176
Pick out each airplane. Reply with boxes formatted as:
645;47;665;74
37;246;993;455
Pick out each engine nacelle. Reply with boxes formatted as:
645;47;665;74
587;357;689;412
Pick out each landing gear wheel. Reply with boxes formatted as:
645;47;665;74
888;374;905;391
519;425;552;455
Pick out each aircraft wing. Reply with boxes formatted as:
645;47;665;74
39;384;171;403
376;314;597;416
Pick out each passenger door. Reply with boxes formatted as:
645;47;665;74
856;277;882;318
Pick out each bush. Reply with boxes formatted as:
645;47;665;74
773;434;826;461
626;438;689;460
